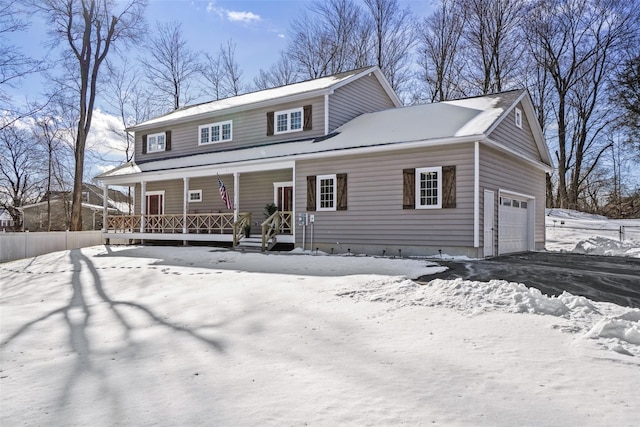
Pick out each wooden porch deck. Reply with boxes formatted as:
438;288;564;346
104;212;294;250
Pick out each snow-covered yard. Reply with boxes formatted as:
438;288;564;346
1;209;639;426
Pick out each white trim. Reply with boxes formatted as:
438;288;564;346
198;120;232;145
126;67;383;133
146;132;166;153
514;107;523;129
483;189;494;256
497;189;535;254
415;167;442;209
273;181;294;208
483;138;553;173
474;141;480;248
324;94;329;135
188;189;202;202
316;174;337;211
274;107;303;135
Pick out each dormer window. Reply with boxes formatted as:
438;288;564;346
515;107;523;129
275;108;303;134
199;120;232;145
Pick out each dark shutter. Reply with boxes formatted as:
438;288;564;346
403;168;415;209
165;130;171;151
303;105;312;131
337;173;347;210
306;175;316;211
142;135;147;154
442;165;456;208
267;111;274;136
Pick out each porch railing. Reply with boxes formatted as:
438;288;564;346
106;213;251;246
261;211;292;252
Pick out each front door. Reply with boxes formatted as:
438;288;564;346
277;186;293;211
146;193;164;215
483;190;495;257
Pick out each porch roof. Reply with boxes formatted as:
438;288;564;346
98;90;551;183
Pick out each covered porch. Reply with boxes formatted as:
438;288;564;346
98;160;296;252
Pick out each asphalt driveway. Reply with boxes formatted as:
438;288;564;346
419;252;640;309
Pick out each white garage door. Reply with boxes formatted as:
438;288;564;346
498;196;529;254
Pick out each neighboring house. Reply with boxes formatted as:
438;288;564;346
0;209;16;231
21;184;129;232
97;66;553;257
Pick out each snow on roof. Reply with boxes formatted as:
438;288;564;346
128;67;380;131
98;90;537;180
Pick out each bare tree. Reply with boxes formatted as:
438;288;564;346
459;0;524;94
416;0;466;102
202;52;226;100
611;50;640;160
0;0;43;104
0;124;43;229
289;0;369;78
362;0;415;94
31;0;146;231
142;20;200;111
219;39;244;97
253;54;301;90
524;0;639;209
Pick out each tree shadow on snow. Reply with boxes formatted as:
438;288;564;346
2;248;230;424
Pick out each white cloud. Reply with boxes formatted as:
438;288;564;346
205;1;261;24
277;33;285;39
226;10;261;23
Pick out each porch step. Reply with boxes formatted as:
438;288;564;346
235;237;266;252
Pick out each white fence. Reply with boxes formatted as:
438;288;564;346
0;231;103;263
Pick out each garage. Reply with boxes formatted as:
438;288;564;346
498;194;531;254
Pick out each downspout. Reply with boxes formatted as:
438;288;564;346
474;141;480;250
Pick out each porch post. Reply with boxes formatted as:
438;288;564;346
102;183;108;232
140;181;146;233
233;172;239;222
183;177;189;234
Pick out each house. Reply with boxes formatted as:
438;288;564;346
21;184;130;232
0;209;16;231
96;66;553;257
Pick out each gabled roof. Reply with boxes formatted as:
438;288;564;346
98;90;552;183
127;66;401;132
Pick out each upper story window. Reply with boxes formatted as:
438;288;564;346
515;107;523;129
415;167;442;209
199;120;232;145
147;132;166;153
275;108;303;134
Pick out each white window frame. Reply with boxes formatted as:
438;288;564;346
274;107;303;135
415;166;442;209
147;132;166;153
316;174;336;212
199;120;233;145
188;190;202;203
514;107;523;129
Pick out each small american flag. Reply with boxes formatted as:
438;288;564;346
218;175;233;210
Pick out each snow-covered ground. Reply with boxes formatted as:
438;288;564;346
1;210;640;426
546;208;640;257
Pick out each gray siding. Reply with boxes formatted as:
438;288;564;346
329;75;397;132
295;144;476;256
489;102;541;161
135;97;325;163
133;171;293;228
479;145;546;253
238;170;293;229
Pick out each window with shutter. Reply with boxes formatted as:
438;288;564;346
405;166;456;209
145;132;167;153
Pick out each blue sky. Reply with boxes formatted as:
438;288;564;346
9;0;434;107
7;0;434;178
